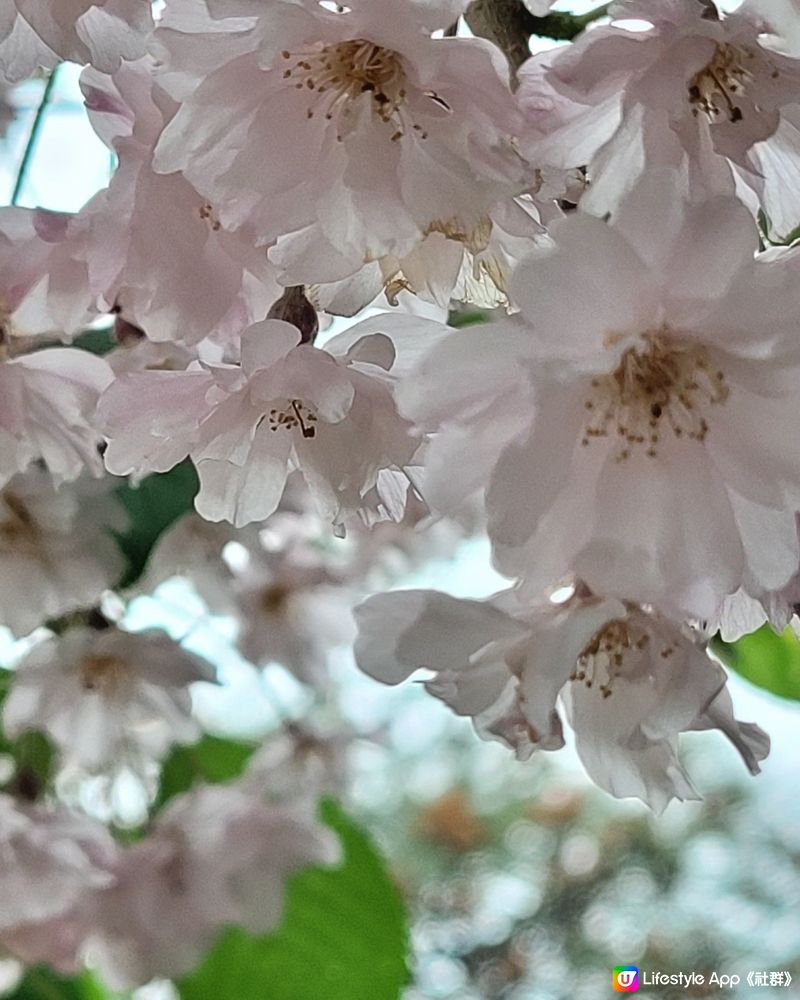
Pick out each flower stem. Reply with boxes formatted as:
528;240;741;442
11;65;60;206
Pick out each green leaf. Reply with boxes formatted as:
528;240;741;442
177;799;410;1000
713;625;800;701
447;308;489;328
113;461;199;588
0;670;56;798
154;735;258;811
72;327;117;357
3;968;111;1000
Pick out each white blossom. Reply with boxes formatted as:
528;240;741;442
152;0;530;268
3;627;216;774
87;740;340;987
354;586;769;811
99;319;420;531
0;796;117;972
0;470;125;637
401;171;800;618
519;0;800;221
0;343;112;486
0;0;153;82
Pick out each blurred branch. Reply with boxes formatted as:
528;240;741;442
11;65;60;206
465;1;609;80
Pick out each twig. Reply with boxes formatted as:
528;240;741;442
11;65;60;206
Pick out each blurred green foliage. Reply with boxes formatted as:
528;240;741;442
713;625;800;702
178;799;410;1000
153;734;257;811
4;968;111;1000
113;461;199;588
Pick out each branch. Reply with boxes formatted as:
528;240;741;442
465;1;609;81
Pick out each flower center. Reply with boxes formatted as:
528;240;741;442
281;39;428;142
268;399;318;439
573;619;664;698
0;492;39;552
581;331;729;460
688;43;756;123
198;202;221;232
261;583;291;614
79;654;131;695
383;215;511;308
424;216;493;254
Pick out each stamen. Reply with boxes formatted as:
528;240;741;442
688;43;758;123
573;620;650;698
581;330;729;460
198;203;221;232
79;654;131;694
281;39;443;141
268;399;319;439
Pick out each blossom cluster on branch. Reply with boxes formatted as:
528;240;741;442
0;0;799;987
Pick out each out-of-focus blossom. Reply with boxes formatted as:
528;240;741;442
153;0;530;271
2;627;215;774
0;0;153;82
87;738;340;987
354;587;769;811
99;318;421;532
233;533;355;686
0;796;117;972
0;470;125;636
134;511;244;609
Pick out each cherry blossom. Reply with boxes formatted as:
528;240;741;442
99;319;420;531
0;0;799;981
232;532;355;686
76;58;279;346
152;0;530;268
0;206;97;339
354;586;769;811
402;171;800;618
0;0;153;82
0;470;125;637
0;797;117;972
2;627;216;774
519;0;800;218
87;742;339;987
277;195;549;316
0;340;112;487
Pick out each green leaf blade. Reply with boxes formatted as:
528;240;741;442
113;461;199;588
177;799;410;1000
713;624;800;701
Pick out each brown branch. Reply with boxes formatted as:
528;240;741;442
465;1;609;83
